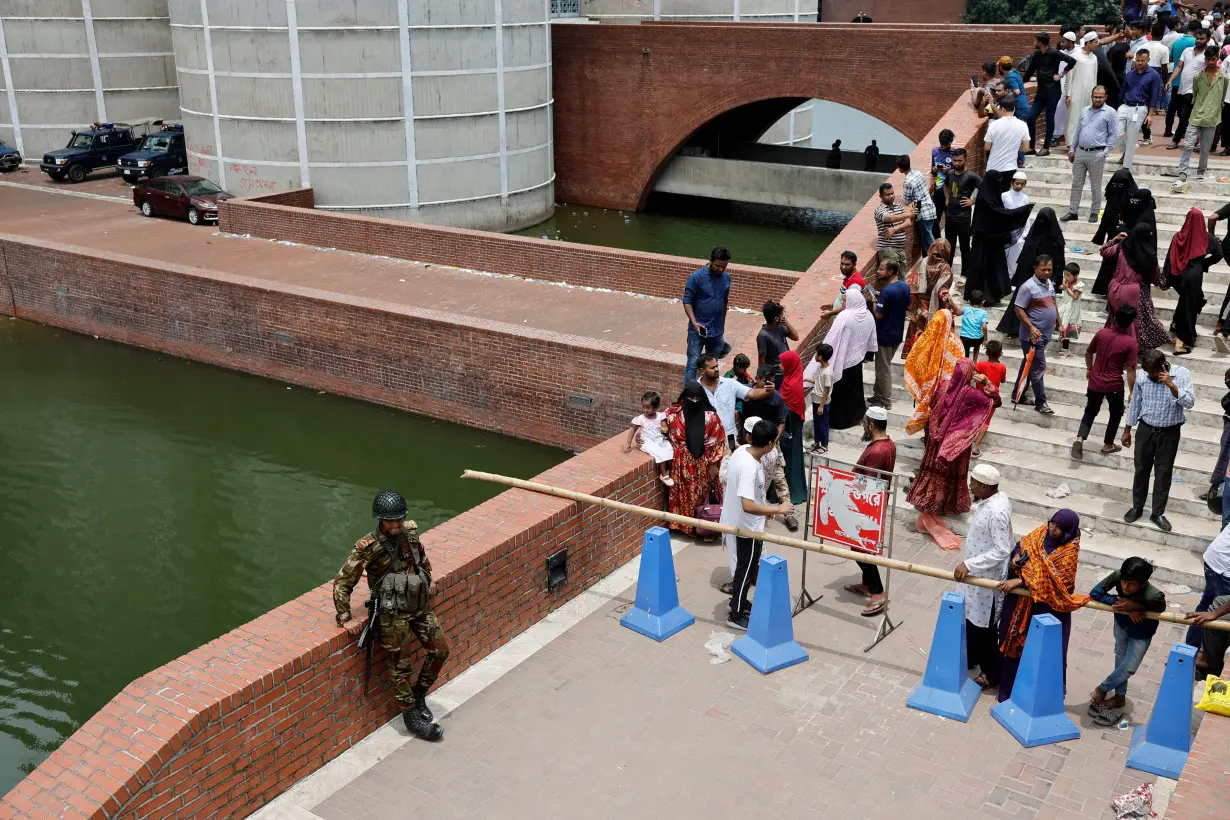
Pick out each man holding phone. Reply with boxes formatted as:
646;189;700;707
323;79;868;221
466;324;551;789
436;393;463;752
1123;349;1195;532
683;247;732;383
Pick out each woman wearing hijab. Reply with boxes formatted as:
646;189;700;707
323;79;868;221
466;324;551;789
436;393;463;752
663;382;726;535
996;510;1089;702
904;286;964;436
1092;169;1136;246
963;170;1034;306
1101;219;1170;351
1167;207;1224;355
904;239;953;356
997;207;1067;336
823;284;879;429
905;358;1001;516
778;350;809;504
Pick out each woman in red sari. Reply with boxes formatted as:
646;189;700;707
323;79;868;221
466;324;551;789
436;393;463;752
663;381;726;535
996;510;1089;702
906;358;1001;516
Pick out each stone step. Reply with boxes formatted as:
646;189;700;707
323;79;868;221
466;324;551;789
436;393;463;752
951;247;1230;290
821;439;1210;587
1018;162;1230;197
1024;187;1223;225
1027;152;1230;174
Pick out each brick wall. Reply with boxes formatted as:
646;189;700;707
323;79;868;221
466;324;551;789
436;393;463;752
239;187;315;209
1166;712;1230;820
219;199;799;304
0;236;682;453
0;435;665;820
552;22;1037;210
821;0;968;22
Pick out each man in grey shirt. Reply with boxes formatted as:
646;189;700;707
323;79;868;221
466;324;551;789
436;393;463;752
1013;254;1059;415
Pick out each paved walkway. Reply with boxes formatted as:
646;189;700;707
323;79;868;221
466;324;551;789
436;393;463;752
261;516;1202;820
0;181;760;356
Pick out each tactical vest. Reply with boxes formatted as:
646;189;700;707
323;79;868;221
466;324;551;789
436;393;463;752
375;538;429;616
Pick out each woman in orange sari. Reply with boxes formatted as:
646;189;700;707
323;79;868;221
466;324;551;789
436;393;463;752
904;238;954;356
903;286;963;436
663;381;726;535
996;510;1089;702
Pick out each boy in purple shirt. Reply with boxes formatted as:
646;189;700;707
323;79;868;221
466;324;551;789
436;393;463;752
1073;304;1139;459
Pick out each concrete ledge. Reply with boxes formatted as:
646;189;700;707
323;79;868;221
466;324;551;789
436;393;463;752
653;155;885;213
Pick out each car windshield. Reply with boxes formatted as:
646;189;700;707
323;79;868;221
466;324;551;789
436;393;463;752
141;135;172;151
68;134;93;149
182;179;223;196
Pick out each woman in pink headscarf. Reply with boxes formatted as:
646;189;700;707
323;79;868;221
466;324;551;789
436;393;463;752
906;358;1002;516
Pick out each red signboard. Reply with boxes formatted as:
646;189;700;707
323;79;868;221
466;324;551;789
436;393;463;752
809;465;889;555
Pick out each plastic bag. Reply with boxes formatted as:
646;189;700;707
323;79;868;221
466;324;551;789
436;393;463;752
1110;783;1155;819
916;513;962;551
1195;675;1230;717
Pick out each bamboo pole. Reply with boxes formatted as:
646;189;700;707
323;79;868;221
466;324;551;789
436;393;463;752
461;469;1230;633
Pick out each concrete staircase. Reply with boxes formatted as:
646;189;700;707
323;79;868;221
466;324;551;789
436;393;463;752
823;152;1230;586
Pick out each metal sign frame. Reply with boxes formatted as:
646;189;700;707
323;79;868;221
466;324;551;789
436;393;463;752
795;451;901;652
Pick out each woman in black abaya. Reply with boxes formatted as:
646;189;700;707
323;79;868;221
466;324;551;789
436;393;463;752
1094;186;1155;298
963;169;1034;307
1092;169;1136;245
998;207;1067;336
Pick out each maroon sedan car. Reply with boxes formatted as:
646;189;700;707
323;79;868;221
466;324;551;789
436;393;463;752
132;175;233;225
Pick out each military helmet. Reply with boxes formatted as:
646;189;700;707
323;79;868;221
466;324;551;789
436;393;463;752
372;489;408;520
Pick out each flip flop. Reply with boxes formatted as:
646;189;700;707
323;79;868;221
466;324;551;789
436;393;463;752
1099;444;1123;455
719;582;734;595
860;601;886;617
843;584;872;598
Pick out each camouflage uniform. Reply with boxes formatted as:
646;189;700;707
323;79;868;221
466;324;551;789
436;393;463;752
333;521;450;708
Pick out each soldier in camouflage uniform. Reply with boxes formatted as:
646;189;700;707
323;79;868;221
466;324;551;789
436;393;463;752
333;489;450;741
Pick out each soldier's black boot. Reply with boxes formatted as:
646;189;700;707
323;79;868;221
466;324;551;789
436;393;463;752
402;707;444;742
410;683;433;722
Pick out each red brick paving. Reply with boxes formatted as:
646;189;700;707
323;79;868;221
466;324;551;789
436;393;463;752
310;523;1203;820
0;183;760;356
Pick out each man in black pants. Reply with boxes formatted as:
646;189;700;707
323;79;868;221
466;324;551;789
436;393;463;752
1123;349;1196;533
1072;305;1138;460
1022;31;1077;156
1165;24;1209;149
721;418;793;630
841;407;897;618
941;148;980;271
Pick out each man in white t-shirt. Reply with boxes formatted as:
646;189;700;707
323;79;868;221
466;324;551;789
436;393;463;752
721;418;793;630
984;97;1030;177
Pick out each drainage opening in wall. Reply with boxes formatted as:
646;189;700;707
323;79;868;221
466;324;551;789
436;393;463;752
546;548;568;591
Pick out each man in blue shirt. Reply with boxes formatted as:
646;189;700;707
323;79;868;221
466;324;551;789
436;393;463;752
1062;86;1119;224
870;259;911;409
1116;49;1162;171
682;247;732;383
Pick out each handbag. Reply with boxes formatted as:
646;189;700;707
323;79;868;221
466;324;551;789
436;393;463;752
693;487;724;538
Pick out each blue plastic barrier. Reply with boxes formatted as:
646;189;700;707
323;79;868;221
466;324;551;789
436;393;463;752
620;526;695;641
991;613;1080;747
732;554;808;674
1127;642;1196;780
906;591;982;721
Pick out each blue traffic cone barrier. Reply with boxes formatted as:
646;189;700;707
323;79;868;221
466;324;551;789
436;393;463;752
991;613;1080;747
732;554;808;674
1127;642;1196;779
620;526;694;641
906;591;982;721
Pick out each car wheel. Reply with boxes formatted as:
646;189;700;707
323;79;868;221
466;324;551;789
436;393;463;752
147;167;165;179
187;207;201;225
140;201;153;217
67;164;86;183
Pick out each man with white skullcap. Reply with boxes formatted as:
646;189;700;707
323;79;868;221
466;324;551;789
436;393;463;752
953;463;1014;688
1003;172;1030;272
842;406;897;617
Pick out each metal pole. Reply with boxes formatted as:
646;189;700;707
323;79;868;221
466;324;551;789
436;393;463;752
865;473;901;652
793;451;822;616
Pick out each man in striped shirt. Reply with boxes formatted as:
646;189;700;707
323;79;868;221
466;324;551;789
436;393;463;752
898;154;938;255
873;182;915;271
1123;349;1196;532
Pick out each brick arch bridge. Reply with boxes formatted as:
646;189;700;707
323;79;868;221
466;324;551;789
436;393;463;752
552;22;1041;211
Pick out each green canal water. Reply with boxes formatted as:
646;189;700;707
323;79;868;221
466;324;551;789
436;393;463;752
517;193;845;272
0;320;567;795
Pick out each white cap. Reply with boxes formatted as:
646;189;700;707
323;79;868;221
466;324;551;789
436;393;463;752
1013;171;1027;181
971;464;1002;485
1081;31;1099;44
1203;19;1212;29
744;416;762;433
1062;31;1077;42
865;406;889;422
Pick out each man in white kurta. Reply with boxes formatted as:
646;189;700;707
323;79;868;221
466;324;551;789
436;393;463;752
1052;32;1079;141
1063;33;1101;142
953;464;1014;687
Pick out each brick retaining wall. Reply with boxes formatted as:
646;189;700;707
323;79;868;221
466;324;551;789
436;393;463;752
219;199;799;306
0;236;681;453
0;436;663;820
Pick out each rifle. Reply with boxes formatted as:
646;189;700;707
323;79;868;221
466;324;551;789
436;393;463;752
357;592;379;695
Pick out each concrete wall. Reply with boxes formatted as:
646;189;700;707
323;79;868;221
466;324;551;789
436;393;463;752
167;0;554;232
0;0;180;158
653;155;885;213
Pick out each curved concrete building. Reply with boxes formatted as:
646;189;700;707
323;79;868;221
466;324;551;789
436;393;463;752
577;0;816;146
168;0;553;231
0;0;179;158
